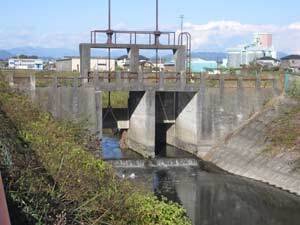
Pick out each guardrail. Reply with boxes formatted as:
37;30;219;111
3;72;283;91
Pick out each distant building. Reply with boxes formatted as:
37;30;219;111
227;33;277;68
191;58;218;73
116;55;150;71
163;61;175;72
56;57;115;72
280;55;300;73
8;58;44;70
256;56;280;68
220;59;228;68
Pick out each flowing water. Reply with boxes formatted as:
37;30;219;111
29;87;300;225
104;137;300;225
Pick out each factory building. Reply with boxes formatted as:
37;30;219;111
227;33;277;68
191;58;218;73
56;56;115;72
8;58;44;70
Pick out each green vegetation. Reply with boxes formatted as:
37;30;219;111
102;91;129;108
0;80;191;225
286;79;300;97
264;101;300;172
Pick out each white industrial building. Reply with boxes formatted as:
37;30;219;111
8;58;44;70
56;57;115;72
227;33;277;68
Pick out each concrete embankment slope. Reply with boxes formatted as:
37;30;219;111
204;96;300;195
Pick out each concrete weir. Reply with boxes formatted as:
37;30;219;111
122;77;277;158
9;72;279;159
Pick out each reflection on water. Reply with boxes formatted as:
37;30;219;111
120;167;300;225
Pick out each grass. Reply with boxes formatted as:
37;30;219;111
0;80;191;225
265;105;300;156
264;103;300;172
102;91;129;108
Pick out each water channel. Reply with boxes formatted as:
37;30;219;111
29;87;300;225
103;137;300;225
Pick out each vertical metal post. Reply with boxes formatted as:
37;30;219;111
155;0;159;80
108;0;111;30
179;14;184;35
156;0;158;32
107;0;112;107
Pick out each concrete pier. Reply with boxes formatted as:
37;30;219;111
127;91;156;158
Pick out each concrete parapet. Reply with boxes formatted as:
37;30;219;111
128;47;139;73
30;75;36;91
8;74;14;87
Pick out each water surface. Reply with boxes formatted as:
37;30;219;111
105;138;300;225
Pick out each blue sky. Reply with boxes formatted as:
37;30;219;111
1;0;300;52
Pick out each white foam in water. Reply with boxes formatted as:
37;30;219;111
106;158;199;168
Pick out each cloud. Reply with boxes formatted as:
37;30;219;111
1;21;300;54
0;27;88;50
177;21;300;53
288;23;300;30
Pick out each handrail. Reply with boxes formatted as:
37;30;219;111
0;173;11;225
90;30;177;46
10;74;278;82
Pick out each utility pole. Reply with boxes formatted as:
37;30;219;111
179;14;184;34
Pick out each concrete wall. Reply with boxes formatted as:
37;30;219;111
29;86;101;135
204;96;300;195
167;85;276;157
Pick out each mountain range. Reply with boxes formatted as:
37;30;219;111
0;46;289;61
